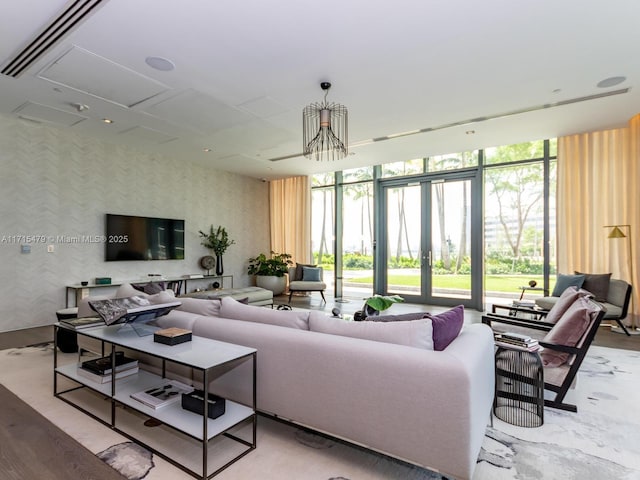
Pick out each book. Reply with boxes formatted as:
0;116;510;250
153;327;192;345
495;341;541;352
89;296;182;325
80;352;138;375
77;365;139;383
130;380;194;409
59;316;103;330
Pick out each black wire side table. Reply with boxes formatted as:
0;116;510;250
494;346;544;427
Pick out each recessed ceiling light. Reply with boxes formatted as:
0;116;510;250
552;88;562;94
145;56;175;71
102;118;113;124
597;76;626;88
203;147;212;152
466;130;475;135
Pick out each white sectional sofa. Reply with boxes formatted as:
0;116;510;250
151;296;495;480
77;285;495;480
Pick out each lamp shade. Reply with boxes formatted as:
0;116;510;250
303;82;348;161
608;226;627;238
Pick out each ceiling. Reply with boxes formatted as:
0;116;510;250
1;0;639;180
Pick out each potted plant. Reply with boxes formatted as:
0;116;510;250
199;225;235;275
354;294;404;321
247;251;293;295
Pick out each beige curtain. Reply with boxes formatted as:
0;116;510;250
558;113;640;327
269;176;312;265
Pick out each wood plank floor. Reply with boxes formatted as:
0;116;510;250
0;384;126;480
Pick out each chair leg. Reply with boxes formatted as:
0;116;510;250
319;290;326;304
615;318;631;336
288;291;293;304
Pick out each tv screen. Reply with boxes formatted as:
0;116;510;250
105;214;185;261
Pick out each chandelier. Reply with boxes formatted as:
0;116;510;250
303;82;348;161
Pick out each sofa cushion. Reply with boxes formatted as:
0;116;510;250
176;297;221;317
309;315;434;350
575;272;611;302
425;305;465;351
551;274;585;297
301;266;322;282
540;296;593;367
219;297;309;330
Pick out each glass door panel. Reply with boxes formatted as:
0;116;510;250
430;180;471;300
385;184;422;296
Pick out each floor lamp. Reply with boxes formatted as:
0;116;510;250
605;224;638;334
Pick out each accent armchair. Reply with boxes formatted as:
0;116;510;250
483;293;605;412
287;265;326;304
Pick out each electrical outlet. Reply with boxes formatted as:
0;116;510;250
47;245;55;253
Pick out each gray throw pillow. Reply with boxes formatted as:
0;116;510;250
295;263;317;281
575;272;611;302
301;266;322;282
551;274;585;297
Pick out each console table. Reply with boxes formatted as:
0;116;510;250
66;275;234;307
53;323;256;479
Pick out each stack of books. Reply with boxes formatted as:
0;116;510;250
130;380;194;409
495;332;540;352
59;316;103;330
77;352;139;383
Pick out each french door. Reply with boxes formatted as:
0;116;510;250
378;173;481;309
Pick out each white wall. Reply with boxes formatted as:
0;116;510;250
0;115;270;332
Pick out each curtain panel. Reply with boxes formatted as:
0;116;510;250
558;113;640;327
269;176;312;265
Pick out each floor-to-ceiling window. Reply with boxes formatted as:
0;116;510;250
311;173;336;294
483;140;557;306
311;138;556;309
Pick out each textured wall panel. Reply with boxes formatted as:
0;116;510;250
0;115;270;332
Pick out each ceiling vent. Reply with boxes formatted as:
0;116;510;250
1;0;107;78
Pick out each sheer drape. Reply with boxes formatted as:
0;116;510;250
558;114;640;327
269;176;312;265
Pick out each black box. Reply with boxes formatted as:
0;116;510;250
181;390;226;419
153;328;192;346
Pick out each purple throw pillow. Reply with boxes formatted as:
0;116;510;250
426;305;464;351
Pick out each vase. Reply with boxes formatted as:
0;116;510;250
256;275;286;296
215;254;224;276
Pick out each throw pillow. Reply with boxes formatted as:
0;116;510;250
551;274;585;297
132;281;166;294
540;296;595;367
544;286;580;324
295;263;317;281
219;297;310;329
147;289;176;305
575;272;612;302
301;266;322;282
425;305;465;351
308;315;434;350
115;283;143;298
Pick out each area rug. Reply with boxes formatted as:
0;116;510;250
0;343;638;480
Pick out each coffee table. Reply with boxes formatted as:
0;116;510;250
54;323;256;479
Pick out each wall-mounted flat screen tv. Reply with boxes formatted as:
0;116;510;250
105;214;185;261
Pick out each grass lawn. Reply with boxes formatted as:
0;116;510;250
348;274;549;293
